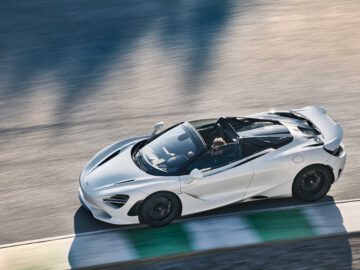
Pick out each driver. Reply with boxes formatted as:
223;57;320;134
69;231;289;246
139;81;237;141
211;137;226;156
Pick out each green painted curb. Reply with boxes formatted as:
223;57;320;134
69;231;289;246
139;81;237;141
126;223;193;259
245;209;316;241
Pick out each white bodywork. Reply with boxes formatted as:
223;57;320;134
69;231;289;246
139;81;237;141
79;106;346;225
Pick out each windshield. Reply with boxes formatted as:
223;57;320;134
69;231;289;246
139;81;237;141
135;123;204;175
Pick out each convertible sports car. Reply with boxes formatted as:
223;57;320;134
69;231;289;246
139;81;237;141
79;106;346;227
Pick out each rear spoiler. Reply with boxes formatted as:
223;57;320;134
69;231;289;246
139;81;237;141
291;106;343;151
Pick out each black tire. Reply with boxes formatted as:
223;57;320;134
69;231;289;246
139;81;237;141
139;192;180;227
293;165;333;202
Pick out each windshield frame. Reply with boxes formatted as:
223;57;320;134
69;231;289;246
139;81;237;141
132;122;206;176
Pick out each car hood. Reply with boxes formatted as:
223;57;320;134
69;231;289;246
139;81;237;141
81;139;150;190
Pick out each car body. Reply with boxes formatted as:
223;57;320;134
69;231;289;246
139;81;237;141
79;106;346;226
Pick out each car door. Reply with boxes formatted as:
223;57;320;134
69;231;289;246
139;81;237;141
180;143;254;202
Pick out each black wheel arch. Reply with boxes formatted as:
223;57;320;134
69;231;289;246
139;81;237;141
324;165;335;183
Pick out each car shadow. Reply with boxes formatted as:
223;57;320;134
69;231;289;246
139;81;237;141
181;195;334;219
68;196;352;269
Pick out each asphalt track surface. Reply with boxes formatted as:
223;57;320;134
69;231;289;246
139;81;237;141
0;0;360;246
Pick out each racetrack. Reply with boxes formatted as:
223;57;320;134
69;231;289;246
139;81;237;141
103;233;360;270
1;0;360;247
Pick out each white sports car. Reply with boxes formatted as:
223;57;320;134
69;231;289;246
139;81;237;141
79;106;346;227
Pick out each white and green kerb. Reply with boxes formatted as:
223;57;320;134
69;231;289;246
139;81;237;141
0;200;359;270
124;208;317;259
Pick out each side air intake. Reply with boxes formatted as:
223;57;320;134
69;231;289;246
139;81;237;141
103;194;129;208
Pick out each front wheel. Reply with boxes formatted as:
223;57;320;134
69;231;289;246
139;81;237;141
293;165;333;202
139;192;180;227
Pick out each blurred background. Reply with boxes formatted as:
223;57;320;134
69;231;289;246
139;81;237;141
1;0;360;269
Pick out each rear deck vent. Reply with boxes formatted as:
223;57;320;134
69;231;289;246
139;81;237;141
271;112;306;120
298;126;321;136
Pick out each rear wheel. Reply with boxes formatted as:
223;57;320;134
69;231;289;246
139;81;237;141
293;165;332;202
139;192;180;227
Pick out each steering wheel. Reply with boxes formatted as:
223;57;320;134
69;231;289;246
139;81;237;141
162;146;175;157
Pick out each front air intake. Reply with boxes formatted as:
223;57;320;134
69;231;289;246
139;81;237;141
97;150;121;168
103;194;129;208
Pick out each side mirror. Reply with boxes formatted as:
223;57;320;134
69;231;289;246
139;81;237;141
151;121;164;136
186;169;204;184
